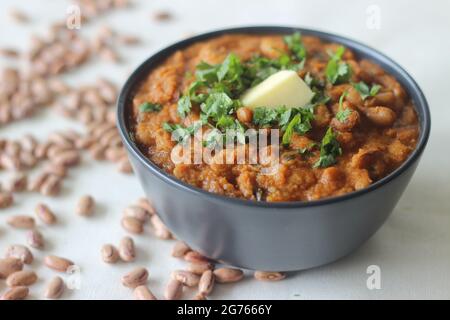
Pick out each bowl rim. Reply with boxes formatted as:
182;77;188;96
117;25;431;209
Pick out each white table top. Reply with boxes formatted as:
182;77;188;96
1;0;449;300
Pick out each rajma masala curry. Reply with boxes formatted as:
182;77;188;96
129;33;419;202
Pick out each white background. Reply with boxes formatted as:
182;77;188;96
0;0;449;299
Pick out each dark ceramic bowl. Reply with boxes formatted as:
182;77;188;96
117;26;431;271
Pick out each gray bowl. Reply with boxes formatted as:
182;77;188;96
117;26;431;271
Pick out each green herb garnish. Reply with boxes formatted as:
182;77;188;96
284;32;306;61
177;96;192;118
200;92;236;122
335;91;352;122
163;121;202;145
353;81;381;100
251;106;314;146
139;102;162;113
325;46;352;85
252;107;280;127
282;114;301;146
313;127;342;168
166;33;317;146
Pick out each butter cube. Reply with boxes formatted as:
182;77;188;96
241;70;314;109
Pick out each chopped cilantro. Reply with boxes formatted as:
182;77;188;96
282;114;300;146
139;102;162;113
177;95;191;118
284;32;306;61
195;61;219;84
203;128;223;148
325;46;352;84
200;92;235;122
353;81;381;100
252;107;280;127
313;127;342;168
335;91;352;122
280;107;315;146
163;121;202;145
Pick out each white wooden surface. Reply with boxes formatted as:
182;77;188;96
0;0;449;299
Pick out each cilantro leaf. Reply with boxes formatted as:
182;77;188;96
177;96;192;118
313;127;342;168
139;102;162;113
281;107;315;145
217;53;243;82
336;108;351;122
282;114;301;146
284;32;306;61
335;91;352;122
370;84;381;96
200;92;235;122
195;61;219;83
163;121;201;145
326;46;352;84
353;81;381;100
252;107;280;127
203;128;223;149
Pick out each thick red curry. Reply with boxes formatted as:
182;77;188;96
129;34;419;202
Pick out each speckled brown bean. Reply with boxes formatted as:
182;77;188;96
7;215;35;229
254;271;286;281
45;276;65;299
5;244;34;264
213;268;244;283
19;134;37;151
0;154;22;170
0;258;23;278
199;270;215;296
121;267;149;288
193;293;207;300
6;270;38;287
136;198;155;215
164;279;183;300
89;143;107;160
48;132;74;148
117;35;140;46
1;286;29;300
76;195;95;216
134;285;157;300
119;236;135;262
153;11;172;21
184;251;209;264
172;241;191;258
365;106;397;127
121;217;144;234
236;107;253;123
20;151;38;168
51;150;80;167
117;156;133;173
123;205;149;222
150;215;172;240
96;78;117;104
0;191;14;208
187;262;214;275
101;244;119;263
44;255;74;272
26;229;45;249
35;203;57;224
28;172;50;192
171;270;200;287
5;172;27;192
39;174;61;196
43;163;67;177
34;141;52;159
105;147;127;162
